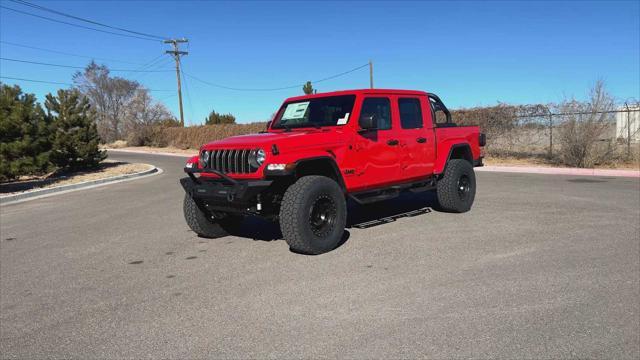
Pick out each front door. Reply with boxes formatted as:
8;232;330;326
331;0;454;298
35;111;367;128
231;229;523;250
349;96;403;191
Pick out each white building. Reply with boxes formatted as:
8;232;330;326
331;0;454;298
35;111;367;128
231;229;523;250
616;105;640;142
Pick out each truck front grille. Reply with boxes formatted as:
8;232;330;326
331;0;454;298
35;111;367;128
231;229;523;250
203;149;259;174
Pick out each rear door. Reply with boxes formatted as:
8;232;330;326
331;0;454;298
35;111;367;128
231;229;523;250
394;96;436;179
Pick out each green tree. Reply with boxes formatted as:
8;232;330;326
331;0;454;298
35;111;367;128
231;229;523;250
0;84;51;182
205;109;236;125
302;81;314;95
45;89;106;170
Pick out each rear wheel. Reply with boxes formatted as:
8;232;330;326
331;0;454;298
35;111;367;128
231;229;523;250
183;194;243;238
279;176;346;255
436;159;476;213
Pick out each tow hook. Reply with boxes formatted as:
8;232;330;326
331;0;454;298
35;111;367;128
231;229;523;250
227;193;235;202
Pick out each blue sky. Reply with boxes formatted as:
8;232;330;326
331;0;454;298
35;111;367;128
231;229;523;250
1;0;639;124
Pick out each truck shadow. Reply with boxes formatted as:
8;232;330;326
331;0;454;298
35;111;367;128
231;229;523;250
223;190;437;243
347;190;437;228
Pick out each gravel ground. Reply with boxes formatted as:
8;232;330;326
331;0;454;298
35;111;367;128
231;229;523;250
0;161;153;195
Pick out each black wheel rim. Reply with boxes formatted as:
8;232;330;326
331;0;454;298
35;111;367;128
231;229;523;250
457;175;471;201
308;195;337;237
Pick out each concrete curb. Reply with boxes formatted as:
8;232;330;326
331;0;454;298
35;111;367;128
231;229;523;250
476;165;640;178
0;165;161;206
106;148;194;158
107;148;640;179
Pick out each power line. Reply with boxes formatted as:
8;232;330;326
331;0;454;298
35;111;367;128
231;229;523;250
0;5;161;42
8;0;167;40
0;40;147;65
0;75;174;92
183;63;369;92
0;57;173;72
0;76;71;86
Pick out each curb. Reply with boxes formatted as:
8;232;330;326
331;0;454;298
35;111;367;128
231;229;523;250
106;148;194;158
106;148;640;179
0;165;161;206
476;165;640;178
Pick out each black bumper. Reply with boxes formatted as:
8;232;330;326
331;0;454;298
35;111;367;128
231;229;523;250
181;168;272;210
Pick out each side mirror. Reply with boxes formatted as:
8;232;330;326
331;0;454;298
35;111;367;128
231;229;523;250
359;114;377;131
266;120;272;130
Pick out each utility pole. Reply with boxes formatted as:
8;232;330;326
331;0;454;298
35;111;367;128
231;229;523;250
369;60;374;89
165;38;188;127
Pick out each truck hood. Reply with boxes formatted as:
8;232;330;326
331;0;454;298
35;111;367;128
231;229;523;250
201;129;348;152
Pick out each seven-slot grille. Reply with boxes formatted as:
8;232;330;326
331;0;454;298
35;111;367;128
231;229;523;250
202;149;259;174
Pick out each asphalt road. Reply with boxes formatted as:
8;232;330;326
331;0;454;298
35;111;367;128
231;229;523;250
1;151;639;359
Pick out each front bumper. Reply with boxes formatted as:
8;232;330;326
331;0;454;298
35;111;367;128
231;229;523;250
181;167;272;212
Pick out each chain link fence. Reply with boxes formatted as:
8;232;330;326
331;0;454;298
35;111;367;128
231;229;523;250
451;103;640;167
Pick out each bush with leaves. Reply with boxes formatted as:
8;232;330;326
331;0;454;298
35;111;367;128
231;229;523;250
45;89;106;170
0;84;51;182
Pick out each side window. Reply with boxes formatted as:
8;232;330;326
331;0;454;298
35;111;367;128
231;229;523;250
398;98;423;129
359;97;391;130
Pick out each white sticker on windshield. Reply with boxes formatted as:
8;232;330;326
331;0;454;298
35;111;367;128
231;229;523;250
281;101;310;120
336;112;350;125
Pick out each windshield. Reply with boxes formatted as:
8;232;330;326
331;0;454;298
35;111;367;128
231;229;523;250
272;95;356;129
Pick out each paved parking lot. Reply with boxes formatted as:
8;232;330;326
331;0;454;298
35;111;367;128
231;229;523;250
1;151;638;358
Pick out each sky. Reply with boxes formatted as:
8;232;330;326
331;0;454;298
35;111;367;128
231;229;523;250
1;0;639;124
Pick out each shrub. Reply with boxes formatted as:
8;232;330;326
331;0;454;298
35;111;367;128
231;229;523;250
557;81;615;168
0;84;51;182
160;122;268;149
45;89;106;170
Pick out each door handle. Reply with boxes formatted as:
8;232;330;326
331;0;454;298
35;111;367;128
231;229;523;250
416;137;427;143
387;139;399;146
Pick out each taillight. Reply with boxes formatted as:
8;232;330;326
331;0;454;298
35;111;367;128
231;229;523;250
479;133;486;147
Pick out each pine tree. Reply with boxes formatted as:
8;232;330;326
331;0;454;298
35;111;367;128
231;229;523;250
45;89;106;171
302;81;314;95
205;109;236;125
0;84;51;182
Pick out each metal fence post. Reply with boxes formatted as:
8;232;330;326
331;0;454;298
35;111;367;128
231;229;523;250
625;102;631;159
548;113;553;159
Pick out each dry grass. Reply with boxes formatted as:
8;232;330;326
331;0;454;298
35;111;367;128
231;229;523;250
0;161;153;195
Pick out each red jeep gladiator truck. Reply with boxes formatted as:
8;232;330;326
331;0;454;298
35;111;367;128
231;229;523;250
181;89;485;254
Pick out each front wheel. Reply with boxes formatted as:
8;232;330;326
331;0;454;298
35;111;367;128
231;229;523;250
183;194;243;238
279;176;347;255
436;159;476;213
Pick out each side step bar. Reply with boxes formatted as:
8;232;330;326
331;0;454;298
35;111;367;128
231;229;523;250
349;177;436;205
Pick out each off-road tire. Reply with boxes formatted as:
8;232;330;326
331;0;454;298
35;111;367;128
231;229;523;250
183;194;241;238
436;159;476;213
279;175;347;255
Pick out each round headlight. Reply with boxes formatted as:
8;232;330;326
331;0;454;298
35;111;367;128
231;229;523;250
200;150;210;167
249;148;266;168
